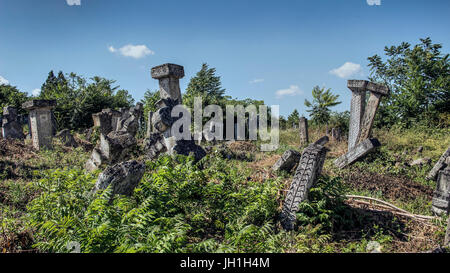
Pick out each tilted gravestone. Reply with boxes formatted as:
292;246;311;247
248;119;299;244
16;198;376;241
299;117;309;146
272;149;302;173
431;165;450;216
347;80;367;151
2;106;24;140
356;81;389;144
334;138;381;169
427;146;450;181
22;100;56;150
280;143;328;231
85;105;143;172
94;160;145;196
347;80;389;150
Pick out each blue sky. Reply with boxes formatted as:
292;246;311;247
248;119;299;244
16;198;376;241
0;0;449;117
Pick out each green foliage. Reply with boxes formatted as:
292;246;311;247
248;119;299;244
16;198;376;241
183;63;227;110
39;71;134;131
296;176;349;233
0;84;29;114
368;38;450;128
27;155;286;253
287;109;300;129
304;86;341;125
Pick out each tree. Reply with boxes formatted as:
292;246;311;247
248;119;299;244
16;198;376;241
183;63;226;110
368;37;450;127
287;109;300;128
304;86;341;126
0;84;29;114
39;71;134;130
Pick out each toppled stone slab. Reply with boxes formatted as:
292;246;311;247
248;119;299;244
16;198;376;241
280;143;328;231
427;146;450;181
334;138;381;169
410;157;431;167
431;166;450;216
2;106;24;140
94;160;145;196
55;129;78;148
272;150;301;173
314;136;329;146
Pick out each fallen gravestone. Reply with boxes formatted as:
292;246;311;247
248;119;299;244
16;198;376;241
431;165;450;216
94;160;145;196
280;143;328;230
313;136;329;146
427;146;450;181
410;157;431;167
334;138;381;169
2;106;24;140
55;129;78;148
272;149;302;173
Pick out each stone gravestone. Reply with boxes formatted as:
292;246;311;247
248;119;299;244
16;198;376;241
146;64;205;162
431;165;450;216
146;111;154;138
331;127;341;142
299;117;309;146
445;216;450;247
272;149;302;173
280;143;328;230
85;106;142;172
356;81;389;144
427;146;450;181
334;138;381;169
2;106;24;140
22;100;56;150
347;80;367;151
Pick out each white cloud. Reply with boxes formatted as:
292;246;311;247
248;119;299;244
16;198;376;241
330;62;363;79
0;76;9;85
108;44;155;59
249;79;264;84
276;85;303;98
32;89;41;96
367;0;381;6
66;0;81;6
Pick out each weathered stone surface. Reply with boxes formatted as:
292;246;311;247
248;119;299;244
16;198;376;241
313;136;329;146
431;166;450;216
22;100;56;110
2;106;24;140
152;106;175;133
280;143;328;230
92;109;121;136
347;80;368;92
55;129;78;148
334;138;381;169
347;87;366;151
23;100;56;150
144;132;167;160
366;81;390;96
95;160;145;196
116;103;143;137
151;63;185;79
171;139;207;162
272;150;302;173
410;157;431;167
151;64;184;104
146;111;154;138
299;117;309;146
427;146;450;181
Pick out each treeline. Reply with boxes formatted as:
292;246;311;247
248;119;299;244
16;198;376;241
1;38;448;133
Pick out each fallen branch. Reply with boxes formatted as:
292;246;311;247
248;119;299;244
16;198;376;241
345;195;438;222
